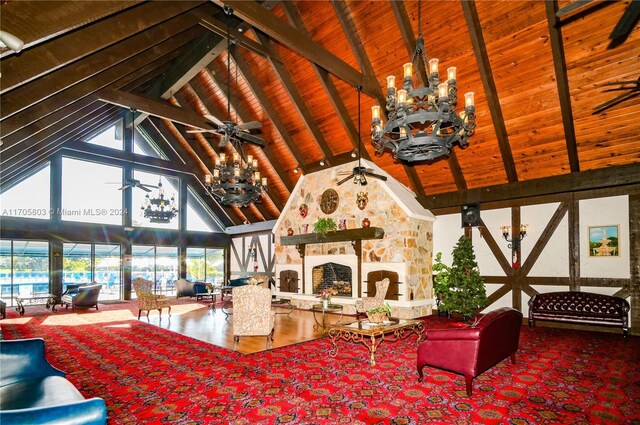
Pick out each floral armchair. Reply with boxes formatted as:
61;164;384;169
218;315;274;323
132;277;171;320
232;285;275;351
355;278;390;316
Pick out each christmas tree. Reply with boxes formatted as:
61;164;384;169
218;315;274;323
434;235;488;320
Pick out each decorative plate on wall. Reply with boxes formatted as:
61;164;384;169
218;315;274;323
320;189;339;214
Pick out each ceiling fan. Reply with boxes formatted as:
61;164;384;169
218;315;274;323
187;114;265;148
592;77;639;114
108;178;158;192
337;85;388;186
186;5;265;150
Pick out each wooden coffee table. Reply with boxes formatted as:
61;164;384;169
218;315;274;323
328;318;425;366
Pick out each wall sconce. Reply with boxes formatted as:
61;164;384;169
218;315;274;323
501;224;527;268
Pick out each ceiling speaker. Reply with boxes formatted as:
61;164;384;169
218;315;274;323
461;203;481;227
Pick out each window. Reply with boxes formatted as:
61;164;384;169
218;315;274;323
86;122;123;150
62;243;92;292
135;126;168;160
186;248;224;285
131;245;178;296
132;170;179;230
61;157;123;225
186;187;222;232
0;164;51;220
94;244;121;300
0;240;49;305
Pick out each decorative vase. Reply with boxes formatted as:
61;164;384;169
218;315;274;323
287;227;294;236
323;299;329;309
367;311;387;323
362;217;370;228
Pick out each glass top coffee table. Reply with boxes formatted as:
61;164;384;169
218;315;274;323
15;294;58;316
328;318;425;366
311;303;343;332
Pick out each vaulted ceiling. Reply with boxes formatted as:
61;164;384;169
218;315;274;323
1;0;639;228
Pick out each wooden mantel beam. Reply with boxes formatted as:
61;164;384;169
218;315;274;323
210;0;379;99
98;89;216;132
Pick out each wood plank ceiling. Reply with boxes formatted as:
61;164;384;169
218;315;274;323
1;0;639;227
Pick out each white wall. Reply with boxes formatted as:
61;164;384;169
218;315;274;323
579;195;630;278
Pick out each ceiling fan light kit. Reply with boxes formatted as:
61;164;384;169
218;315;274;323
371;0;476;163
203;5;267;207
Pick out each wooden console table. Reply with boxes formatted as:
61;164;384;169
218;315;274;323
280;227;384;297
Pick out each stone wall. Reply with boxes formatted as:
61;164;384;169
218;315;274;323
274;163;435;309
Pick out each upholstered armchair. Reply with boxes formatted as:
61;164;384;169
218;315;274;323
232;285;275;350
355;278;390;316
417;307;523;396
175;279;207;298
60;283;101;311
132;277;171;320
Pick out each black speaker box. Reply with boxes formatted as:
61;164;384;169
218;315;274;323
461;203;481;227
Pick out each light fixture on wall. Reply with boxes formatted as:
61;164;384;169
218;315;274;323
371;0;476;162
141;180;178;223
202;5;267;207
501;225;528;268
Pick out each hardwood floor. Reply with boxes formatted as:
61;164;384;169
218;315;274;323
143;301;350;354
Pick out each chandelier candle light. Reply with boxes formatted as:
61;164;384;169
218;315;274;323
371;0;476;162
142;180;178;223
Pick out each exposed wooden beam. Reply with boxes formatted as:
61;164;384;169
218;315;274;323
545;0;580;173
333;0;426;198
1;25;204;141
230;47;307;168
194;10;278;60
520;201;569;276
1;12;203;121
1;46;184;163
98;89;216;131
0;1;142;57
461;0;518;182
146;33;227;100
0;1;205;94
211;0;379;99
421;162;640;209
478;220;513;276
254;32;333;161
556;0;601;20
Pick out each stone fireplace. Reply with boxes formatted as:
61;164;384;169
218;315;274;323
273;159;436;318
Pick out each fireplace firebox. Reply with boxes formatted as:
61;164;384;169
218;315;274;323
312;262;352;296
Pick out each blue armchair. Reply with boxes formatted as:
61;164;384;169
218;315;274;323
60;283;101;310
0;338;107;424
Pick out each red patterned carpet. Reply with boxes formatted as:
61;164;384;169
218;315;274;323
1;305;639;424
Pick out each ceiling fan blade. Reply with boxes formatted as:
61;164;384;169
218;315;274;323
118;185;130;191
237;132;265;147
364;171;388;181
238;121;262;131
592;90;638;114
187;129;217;134
609;0;640;41
204;114;224;126
139;184;159;190
337;174;354;185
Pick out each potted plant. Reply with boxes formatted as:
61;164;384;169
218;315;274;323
313;217;337;237
433;236;488;322
366;302;391;323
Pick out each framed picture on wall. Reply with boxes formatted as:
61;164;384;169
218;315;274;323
588;225;619;257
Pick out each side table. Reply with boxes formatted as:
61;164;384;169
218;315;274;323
311;303;343;332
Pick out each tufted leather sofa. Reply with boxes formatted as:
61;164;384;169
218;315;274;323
417;307;523;396
0;338;107;424
528;291;629;337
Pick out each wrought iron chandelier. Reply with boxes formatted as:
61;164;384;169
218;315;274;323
371;0;476;162
141;180;178;223
203;5;266;207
